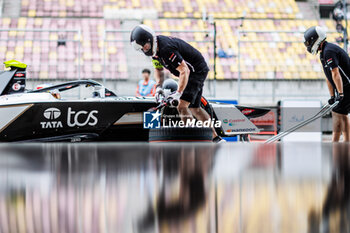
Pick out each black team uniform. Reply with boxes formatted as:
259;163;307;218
320;41;350;114
152;35;209;108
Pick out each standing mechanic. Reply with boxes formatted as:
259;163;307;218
130;24;224;142
304;26;350;142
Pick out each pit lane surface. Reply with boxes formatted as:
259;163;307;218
0;142;347;233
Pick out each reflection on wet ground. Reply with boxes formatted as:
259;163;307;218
0;142;349;233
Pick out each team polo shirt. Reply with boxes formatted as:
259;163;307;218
151;35;209;77
320;41;350;91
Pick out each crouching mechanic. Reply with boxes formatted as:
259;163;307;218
130;24;224;142
304;26;350;142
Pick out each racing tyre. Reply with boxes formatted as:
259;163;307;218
149;127;212;142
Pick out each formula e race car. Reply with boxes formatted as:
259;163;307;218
0;60;270;142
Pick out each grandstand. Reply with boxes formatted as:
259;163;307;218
20;0;301;19
0;0;347;101
0;18;344;81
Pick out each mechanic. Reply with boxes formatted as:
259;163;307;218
136;68;156;97
304;26;350;142
130;24;224;142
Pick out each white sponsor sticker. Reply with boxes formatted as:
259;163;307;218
67;107;98;127
41;108;63;129
211;104;259;135
12;83;21;91
43;108;61;120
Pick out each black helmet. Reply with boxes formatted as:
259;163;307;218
162;79;178;97
162;79;178;92
130;25;157;57
304;26;326;55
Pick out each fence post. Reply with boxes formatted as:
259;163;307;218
237;31;241;103
103;30;106;86
78;29;81;80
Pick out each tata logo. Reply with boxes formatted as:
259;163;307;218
41;108;63;129
43;108;61;120
67;107;98;127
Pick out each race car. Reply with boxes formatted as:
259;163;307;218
0;60;269;142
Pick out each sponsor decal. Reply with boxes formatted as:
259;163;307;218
143;110;161;129
41;108;63;129
250;111;275;124
241;108;255;115
171;55;177;62
40;121;63;129
288;115;305;123
14;73;25;77
12;83;21;91
169;53;177;62
43;108;61;120
67;107;98;127
223;119;245;123
222;118;246;127
40;107;98;129
226;128;257;132
152;59;163;69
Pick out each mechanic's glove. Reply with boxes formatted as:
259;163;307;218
155;87;164;103
166;91;182;106
328;96;336;105
335;93;344;104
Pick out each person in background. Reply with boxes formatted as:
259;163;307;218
136;68;156;97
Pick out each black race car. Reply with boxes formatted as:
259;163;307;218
0;61;269;142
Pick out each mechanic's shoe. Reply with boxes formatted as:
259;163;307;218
213;136;226;143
